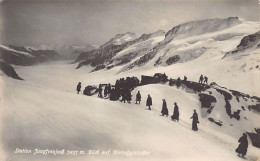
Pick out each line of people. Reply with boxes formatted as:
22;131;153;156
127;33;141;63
141;94;199;131
160;99;199;131
77;80;249;158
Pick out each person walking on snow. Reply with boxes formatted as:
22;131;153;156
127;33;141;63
171;102;179;121
161;99;169;116
76;82;81;94
146;94;152;110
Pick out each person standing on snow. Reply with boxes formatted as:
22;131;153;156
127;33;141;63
136;91;141;104
235;133;248;158
98;84;103;98
76;82;81;94
204;76;208;84
190;109;199;131
161;99;169;116
199;75;204;84
146;94;152;110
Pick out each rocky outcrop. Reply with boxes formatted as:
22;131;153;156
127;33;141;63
165;55;180;65
0;61;23;80
247;128;260;148
199;93;217;114
224;31;260;58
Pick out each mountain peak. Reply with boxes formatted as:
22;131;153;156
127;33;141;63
165;17;241;41
102;32;138;47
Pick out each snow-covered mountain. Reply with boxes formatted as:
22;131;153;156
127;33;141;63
101;32;139;47
75;30;165;70
75;17;260;96
0;45;59;79
0;45;59;66
75;17;259;71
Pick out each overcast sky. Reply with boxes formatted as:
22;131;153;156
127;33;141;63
0;0;259;46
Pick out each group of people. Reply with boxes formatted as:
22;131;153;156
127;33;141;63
199;75;208;84
160;100;180;121
160;99;198;130
76;74;249;158
96;77;140;102
169;75;188;88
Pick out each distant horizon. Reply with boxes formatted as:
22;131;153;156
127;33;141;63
0;0;259;46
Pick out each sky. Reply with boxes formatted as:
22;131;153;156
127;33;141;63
0;0;259;47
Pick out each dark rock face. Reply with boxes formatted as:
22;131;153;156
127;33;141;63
235;31;260;52
91;64;106;72
0;61;23;80
247;128;260;148
199;93;217;114
208;118;222;126
166;55;180;65
248;104;260;112
215;88;233;117
182;81;210;93
224;31;260;58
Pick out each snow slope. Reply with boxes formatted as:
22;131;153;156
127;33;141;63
1;60;259;161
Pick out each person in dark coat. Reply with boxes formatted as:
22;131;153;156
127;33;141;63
76;82;81;94
171;102;179;121
136;91;141;104
98;84;103;98
161;99;168;116
107;83;112;94
183;76;187;82
121;90;127;103
190;109;199;131
146;94;152;110
235;133;248;158
199;75;204;84
126;90;132;103
104;85;108;97
109;88;116;101
204;76;208;84
176;77;181;88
